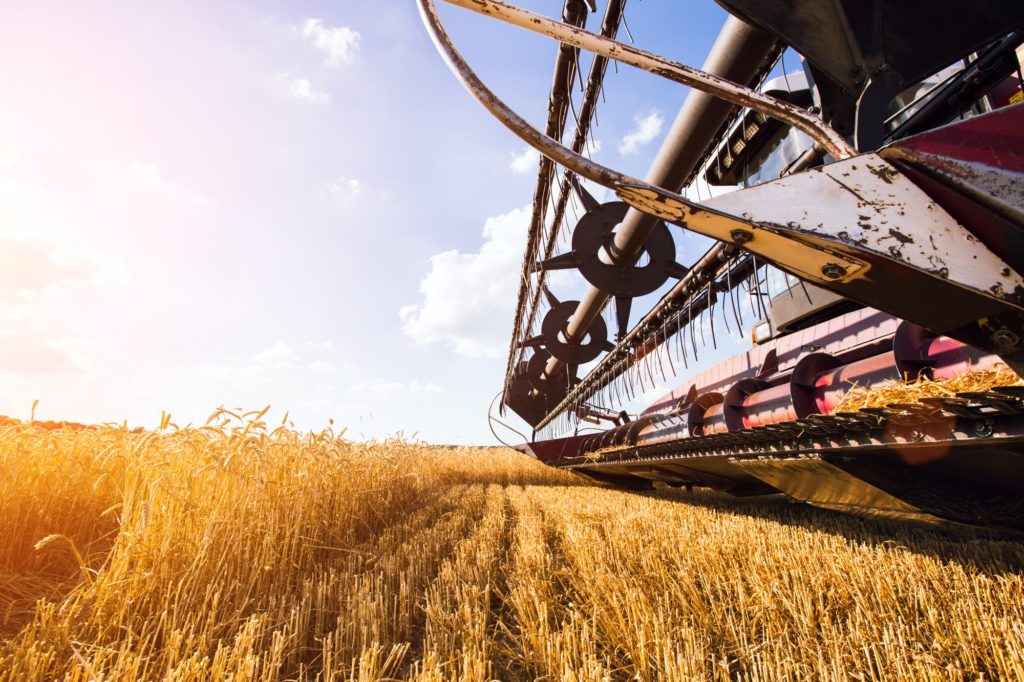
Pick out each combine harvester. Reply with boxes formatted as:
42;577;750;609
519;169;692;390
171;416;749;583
420;0;1024;530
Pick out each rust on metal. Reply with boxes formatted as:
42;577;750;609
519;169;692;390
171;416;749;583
429;0;1024;529
437;0;855;159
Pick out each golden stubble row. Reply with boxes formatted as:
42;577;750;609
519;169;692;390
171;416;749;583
511;486;1024;680
1;410;1022;680
0;411;577;680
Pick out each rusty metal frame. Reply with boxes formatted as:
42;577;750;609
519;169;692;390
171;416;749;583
420;0;1024;435
559;413;1024;468
534;242;744;433
529;16;784;401
503;0;626;409
426;0;855;160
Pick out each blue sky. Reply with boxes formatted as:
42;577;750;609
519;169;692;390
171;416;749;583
0;0;745;443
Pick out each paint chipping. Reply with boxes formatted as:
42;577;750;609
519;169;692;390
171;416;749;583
888;229;914;245
868;163;900;184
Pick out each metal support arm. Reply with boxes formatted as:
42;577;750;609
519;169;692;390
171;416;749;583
419;0;1024;427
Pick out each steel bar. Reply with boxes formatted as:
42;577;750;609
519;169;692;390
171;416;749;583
418;0;868;220
541;14;780;384
534;244;748;433
562;409;1024;467
419;0;630;189
502;0;590;406
438;0;854;158
504;0;626;400
419;0;1024;431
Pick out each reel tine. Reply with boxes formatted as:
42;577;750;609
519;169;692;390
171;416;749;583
730;263;744;330
677;313;689;369
708;288;717;349
688;300;699;363
628;360;639;401
721;282;732;336
614;295;632;341
746;271;758;320
657;327;667;381
752;256;767;319
635;355;644;395
698;301;706;348
651;333;659;385
664;323;676;377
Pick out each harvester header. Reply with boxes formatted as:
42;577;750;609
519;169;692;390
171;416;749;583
421;0;1024;531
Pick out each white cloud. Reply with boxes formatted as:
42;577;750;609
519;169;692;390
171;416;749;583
400;205;530;358
308;360;342;375
509;147;539;175
0;228;128;305
0;230;120;377
351;379;442;400
272;73;330;104
129;158;207;205
0;171;128;379
618;109;664;155
588;139;603;155
0;333;91;375
327;176;364;196
301;18;360;67
49;337;102;373
193;341;346;385
251;341;299;370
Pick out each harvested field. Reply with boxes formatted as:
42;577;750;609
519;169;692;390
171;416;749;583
2;410;1023;681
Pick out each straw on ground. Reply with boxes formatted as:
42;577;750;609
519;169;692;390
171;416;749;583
1;406;1022;680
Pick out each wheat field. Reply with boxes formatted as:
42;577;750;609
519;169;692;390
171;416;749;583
1;409;1023;681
